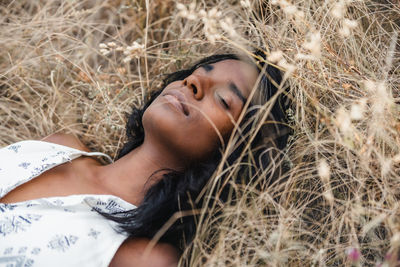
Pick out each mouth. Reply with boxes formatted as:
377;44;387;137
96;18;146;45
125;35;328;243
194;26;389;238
163;91;190;116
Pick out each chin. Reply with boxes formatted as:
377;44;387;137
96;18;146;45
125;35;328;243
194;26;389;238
142;100;222;162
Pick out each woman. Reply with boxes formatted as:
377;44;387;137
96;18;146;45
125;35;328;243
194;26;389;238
0;53;289;266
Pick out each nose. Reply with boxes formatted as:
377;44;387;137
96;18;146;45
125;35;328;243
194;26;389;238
183;74;208;100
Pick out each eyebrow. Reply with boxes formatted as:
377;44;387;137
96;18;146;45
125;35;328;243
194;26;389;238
200;64;214;72
229;82;247;105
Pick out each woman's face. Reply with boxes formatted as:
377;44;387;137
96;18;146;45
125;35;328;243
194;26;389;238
143;59;259;163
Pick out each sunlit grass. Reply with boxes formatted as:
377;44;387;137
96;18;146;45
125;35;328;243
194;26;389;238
1;0;399;266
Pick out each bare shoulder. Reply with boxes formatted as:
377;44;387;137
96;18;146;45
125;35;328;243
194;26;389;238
109;238;179;267
41;133;90;152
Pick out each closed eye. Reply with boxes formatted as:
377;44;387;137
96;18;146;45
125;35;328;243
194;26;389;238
219;96;230;110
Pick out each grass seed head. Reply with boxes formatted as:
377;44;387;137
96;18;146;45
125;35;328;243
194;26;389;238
1;1;399;266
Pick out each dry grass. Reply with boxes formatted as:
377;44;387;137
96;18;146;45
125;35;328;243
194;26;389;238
1;0;399;266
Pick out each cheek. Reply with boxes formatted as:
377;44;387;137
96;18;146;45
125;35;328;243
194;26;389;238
189;110;235;154
203;108;236;140
188;123;222;156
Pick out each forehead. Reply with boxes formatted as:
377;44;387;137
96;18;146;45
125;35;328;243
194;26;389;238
207;59;259;96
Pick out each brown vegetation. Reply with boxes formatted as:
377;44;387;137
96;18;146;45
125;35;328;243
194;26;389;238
1;0;399;266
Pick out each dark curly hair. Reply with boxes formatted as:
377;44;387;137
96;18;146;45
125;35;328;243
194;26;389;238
102;53;291;254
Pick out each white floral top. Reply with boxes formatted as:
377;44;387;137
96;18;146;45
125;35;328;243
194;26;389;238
0;140;136;267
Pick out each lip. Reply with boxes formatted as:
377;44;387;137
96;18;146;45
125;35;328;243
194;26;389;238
163;90;190;116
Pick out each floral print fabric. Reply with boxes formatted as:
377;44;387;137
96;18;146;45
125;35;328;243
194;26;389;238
0;140;136;267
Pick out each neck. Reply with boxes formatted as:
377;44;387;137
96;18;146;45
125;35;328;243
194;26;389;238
94;138;183;206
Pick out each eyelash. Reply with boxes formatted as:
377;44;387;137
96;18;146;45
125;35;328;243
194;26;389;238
219;96;230;110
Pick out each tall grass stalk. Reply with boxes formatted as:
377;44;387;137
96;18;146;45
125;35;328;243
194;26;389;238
1;0;399;266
